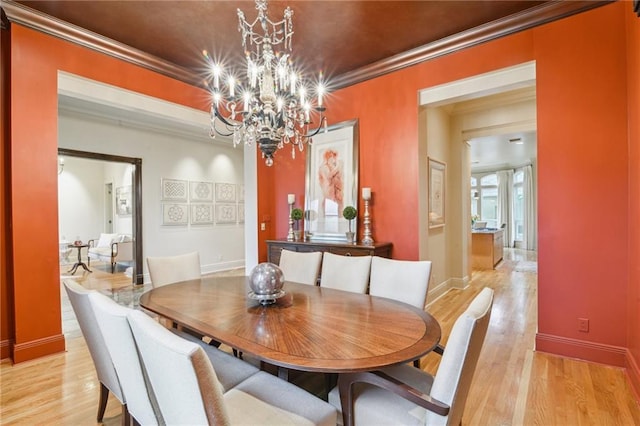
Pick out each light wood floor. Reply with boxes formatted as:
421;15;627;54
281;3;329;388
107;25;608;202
1;251;639;425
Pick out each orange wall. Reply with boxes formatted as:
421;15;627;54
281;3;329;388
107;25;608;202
267;2;634;373
7;25;210;362
1;14;13;360
625;4;640;399
534;2;629;363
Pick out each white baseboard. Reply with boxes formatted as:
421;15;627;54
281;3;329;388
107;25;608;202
425;275;469;307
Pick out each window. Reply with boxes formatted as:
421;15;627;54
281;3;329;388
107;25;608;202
513;170;524;241
470;173;498;228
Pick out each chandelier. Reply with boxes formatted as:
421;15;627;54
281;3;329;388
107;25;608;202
204;0;327;166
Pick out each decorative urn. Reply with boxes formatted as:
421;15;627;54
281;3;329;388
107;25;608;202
249;262;285;296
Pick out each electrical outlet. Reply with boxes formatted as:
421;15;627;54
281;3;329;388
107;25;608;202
578;318;589;332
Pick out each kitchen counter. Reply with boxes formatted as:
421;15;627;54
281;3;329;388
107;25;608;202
472;229;504;269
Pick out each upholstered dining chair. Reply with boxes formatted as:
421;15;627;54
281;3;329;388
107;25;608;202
63;280;127;424
320;252;372;294
88;292;160;425
146;251;211;343
146;251;201;288
127;309;337;426
329;287;494;426
278;249;323;286
369;256;433;367
89;291;261;423
369;256;433;310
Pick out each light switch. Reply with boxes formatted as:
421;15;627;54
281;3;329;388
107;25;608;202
260;223;266;231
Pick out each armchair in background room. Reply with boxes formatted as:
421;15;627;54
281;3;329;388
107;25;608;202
88;233;134;273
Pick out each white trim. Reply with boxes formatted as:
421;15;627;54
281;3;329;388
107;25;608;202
419;61;536;107
57;71;214;139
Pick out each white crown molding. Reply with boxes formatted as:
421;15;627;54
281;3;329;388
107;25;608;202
58;71;230;145
419;61;536;107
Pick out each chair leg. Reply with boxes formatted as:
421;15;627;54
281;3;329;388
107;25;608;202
324;373;338;398
413;358;421;368
111;262;115;273
121;404;130;426
97;382;109;422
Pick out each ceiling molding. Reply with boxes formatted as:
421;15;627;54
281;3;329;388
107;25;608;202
2;0;200;86
3;0;610;91
332;0;610;89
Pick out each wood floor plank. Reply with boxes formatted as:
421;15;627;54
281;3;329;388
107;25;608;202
1;253;639;425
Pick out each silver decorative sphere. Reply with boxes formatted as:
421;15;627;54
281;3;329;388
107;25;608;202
249;262;284;296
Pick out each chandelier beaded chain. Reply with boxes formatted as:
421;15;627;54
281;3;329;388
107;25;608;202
204;0;327;166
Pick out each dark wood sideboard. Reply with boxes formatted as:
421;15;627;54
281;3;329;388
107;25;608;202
266;239;392;265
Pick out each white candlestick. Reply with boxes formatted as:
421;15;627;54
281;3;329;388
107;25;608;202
288;194;295;204
362;187;371;200
317;84;324;107
228;77;235;98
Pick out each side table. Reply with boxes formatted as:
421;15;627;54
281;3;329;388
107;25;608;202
67;244;92;274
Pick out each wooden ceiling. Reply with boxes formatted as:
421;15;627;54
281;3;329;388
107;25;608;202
6;1;607;89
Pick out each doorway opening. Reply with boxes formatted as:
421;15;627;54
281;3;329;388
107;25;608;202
57;148;143;284
417;61;537;300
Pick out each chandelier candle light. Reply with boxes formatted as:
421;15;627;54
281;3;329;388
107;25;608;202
204;0;328;166
361;188;374;245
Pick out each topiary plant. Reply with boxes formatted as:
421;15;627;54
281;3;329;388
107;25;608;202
291;208;304;229
291;208;304;221
343;206;357;233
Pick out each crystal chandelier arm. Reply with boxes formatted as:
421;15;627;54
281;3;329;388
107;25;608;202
211;105;239;137
304;115;328;139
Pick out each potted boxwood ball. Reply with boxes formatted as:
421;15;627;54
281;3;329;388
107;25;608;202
343;206;357;243
291;207;304;241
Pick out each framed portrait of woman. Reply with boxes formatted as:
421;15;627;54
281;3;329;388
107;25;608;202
305;119;359;241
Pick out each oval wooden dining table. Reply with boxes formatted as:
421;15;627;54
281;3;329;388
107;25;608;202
139;275;441;373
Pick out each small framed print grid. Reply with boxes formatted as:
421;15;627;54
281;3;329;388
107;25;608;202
215;183;237;202
161;178;188;201
191;203;214;225
160;178;244;226
237;203;245;223
190;181;214;202
215;203;237;224
162;203;189;226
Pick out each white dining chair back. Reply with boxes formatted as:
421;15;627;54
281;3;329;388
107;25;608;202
127;309;337;426
320;252;372;294
88;292;159;425
330;287;494;426
127;309;227;425
278;249;323;285
369;256;433;310
429;287;493;424
146;251;201;288
63;280;125;422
